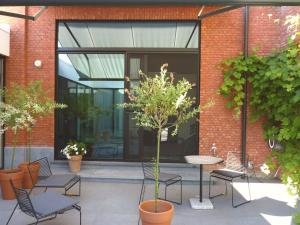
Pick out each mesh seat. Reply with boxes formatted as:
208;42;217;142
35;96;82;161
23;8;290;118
10;180;81;225
209;152;251;208
30;157;81;196
139;161;182;205
36;174;80;188
6;157;81;225
210;169;244;180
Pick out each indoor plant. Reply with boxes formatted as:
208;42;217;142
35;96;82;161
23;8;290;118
61;140;87;173
122;64;209;225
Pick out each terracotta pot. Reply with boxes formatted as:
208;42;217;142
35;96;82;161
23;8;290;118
139;200;174;225
68;155;82;173
18;162;41;189
0;169;24;200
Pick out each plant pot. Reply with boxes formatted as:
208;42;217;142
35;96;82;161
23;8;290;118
68;155;82;173
18;162;41;189
139;200;174;225
0;169;24;200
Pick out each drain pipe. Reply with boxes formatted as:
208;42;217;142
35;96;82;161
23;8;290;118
241;6;249;165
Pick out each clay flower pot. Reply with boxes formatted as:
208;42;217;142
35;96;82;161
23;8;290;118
0;169;24;200
68;155;82;173
139;200;174;225
18;162;41;189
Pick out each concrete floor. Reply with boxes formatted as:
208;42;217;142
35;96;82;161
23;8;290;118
0;178;298;225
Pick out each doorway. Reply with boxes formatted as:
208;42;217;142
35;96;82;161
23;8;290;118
125;52;199;162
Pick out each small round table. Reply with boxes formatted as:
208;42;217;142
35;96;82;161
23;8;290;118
185;155;223;209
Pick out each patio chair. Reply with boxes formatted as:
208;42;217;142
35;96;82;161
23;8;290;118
208;152;251;208
139;161;182;205
10;180;81;225
5;157;81;225
30;157;81;196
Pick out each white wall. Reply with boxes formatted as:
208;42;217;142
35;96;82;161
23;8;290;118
0;24;10;57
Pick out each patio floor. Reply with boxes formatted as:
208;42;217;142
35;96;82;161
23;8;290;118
0;177;298;225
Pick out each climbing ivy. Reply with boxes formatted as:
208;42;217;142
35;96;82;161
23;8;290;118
219;37;300;221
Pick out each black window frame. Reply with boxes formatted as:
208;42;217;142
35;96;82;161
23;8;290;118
55;19;200;162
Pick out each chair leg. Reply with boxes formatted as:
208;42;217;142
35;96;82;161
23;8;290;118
164;185;167;201
180;179;182;205
208;175;212;198
139;180;145;204
79;178;81;196
73;204;81;225
209;177;229;199
231;176;251;208
160;180;182;205
247;175;251;201
6;203;18;225
27;215;57;225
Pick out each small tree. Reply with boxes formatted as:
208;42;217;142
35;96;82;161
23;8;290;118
4;81;66;163
0;102;33;168
122;64;211;211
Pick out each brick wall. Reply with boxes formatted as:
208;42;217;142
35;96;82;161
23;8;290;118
0;5;298;165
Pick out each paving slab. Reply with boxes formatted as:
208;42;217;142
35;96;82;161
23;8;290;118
0;178;298;225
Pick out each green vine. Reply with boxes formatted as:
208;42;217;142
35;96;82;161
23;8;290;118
219;38;300;223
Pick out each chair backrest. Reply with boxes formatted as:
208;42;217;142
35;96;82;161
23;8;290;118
10;180;38;218
142;161;160;180
30;157;52;178
225;152;247;172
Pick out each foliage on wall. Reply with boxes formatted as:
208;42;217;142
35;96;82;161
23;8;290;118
219;36;300;223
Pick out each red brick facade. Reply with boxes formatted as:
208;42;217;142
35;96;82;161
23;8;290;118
0;5;299;166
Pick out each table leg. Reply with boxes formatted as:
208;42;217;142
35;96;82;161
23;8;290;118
199;164;203;202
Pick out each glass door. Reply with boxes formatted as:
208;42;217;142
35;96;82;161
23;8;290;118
124;54;145;161
125;53;199;162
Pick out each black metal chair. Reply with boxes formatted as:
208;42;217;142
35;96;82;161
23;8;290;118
208;152;251;208
10;180;81;225
139;161;182;205
30;157;81;196
6;157;81;225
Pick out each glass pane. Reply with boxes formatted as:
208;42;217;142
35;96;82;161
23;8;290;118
58;21;198;49
59;53;124;80
56;54;124;160
126;53;198;162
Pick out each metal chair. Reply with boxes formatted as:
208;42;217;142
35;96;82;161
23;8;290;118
30;157;81;196
139;161;182;205
10;180;81;225
6;157;81;225
208;152;251;208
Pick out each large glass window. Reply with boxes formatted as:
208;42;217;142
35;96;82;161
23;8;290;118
56;53;124;160
56;21;199;162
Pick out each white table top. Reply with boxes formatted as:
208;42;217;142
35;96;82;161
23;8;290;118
185;155;223;165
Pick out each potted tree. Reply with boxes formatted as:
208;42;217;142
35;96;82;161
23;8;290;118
61;140;87;173
0;102;32;199
122;64;209;225
12;81;66;188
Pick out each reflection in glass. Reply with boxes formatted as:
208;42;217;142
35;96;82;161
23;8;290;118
56;53;124;160
126;53;198;162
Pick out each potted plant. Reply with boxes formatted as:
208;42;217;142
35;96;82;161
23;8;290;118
61;140;87;173
0;102;31;199
122;64;210;225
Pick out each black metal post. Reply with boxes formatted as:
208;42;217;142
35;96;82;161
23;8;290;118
199;164;203;202
241;6;249;166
